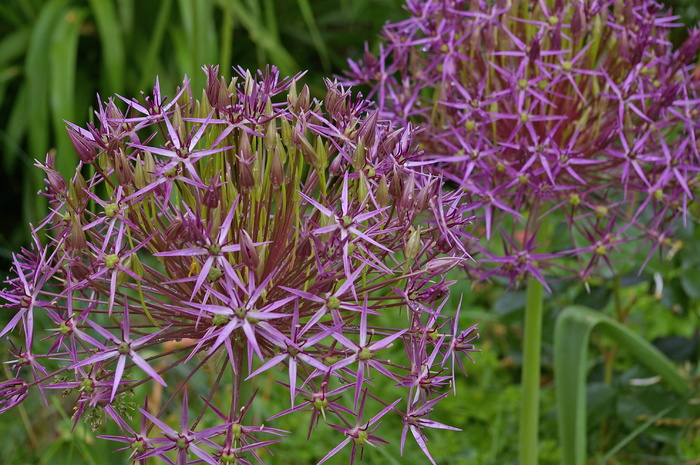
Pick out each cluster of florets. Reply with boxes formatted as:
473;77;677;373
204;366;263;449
345;0;700;288
0;65;477;464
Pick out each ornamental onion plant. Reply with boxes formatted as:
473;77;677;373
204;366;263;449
343;0;700;463
0;65;478;465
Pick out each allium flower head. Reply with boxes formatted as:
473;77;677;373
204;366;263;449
345;0;700;287
1;65;477;464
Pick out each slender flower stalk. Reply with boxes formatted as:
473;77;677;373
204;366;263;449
0;65;478;464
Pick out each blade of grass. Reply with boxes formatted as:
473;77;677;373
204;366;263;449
0;81;27;173
176;0;216;91
116;0;134;40
135;0;173;91
228;0;298;75
596;391;694;465
554;305;690;465
26;0;67;157
295;0;330;72
218;0;233;76
87;0;125;93
0;1;31;28
49;6;87;178
0;28;30;68
24;0;68;222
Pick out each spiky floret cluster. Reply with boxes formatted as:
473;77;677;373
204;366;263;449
0;65;477;464
345;0;700;288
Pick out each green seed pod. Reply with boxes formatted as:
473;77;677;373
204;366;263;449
315;136;328;170
270;147;285;189
405;226;422;260
351;137;366;171
377;175;389;208
68;214;87;251
280;118;293;148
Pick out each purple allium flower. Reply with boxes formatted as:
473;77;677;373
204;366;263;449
0;65;478;464
344;0;700;288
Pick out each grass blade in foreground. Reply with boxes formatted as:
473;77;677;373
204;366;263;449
554;305;690;465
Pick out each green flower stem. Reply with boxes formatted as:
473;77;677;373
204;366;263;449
519;212;551;465
519;275;544;465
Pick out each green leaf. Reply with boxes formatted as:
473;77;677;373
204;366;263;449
0;27;30;68
226;0;298;75
554;305;690;465
25;0;67;156
597;391;693;465
49;6;87;178
176;0;216;92
24;0;68;222
135;0;173;91
680;263;700;299
88;0;125;94
295;0;330;72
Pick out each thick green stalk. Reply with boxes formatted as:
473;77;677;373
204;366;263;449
519;275;544;465
519;212;550;465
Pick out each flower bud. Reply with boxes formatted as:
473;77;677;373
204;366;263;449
243;69;255;96
352;137;366;171
329;155;345;176
315;136;328;170
528;35;540;62
377;175;389;208
287;79;298;106
280;117;293;147
213;77;228;109
414;179;435;212
68;171;88;211
424;256;464;274
203;175;221;208
113;148;134;186
117;255;136;286
172;103;185;139
204;64;221;108
358;110;378;148
0;379;28;413
325;83;347;116
297;132;319;168
37;152;67;199
389;166;404;201
236;155;256;192
675;29;700;66
269;147;285;189
357;171;369;203
227;77;238;106
265;119;277;152
239;229;259;271
479;23;493;52
571;3;585;39
293;84;310;113
595;205;609;218
127;252;145;278
67;127;97;164
238;133;253;162
67;214;87;251
134;153;150;190
550;24;562;50
400;171;415;211
405;226;422;260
